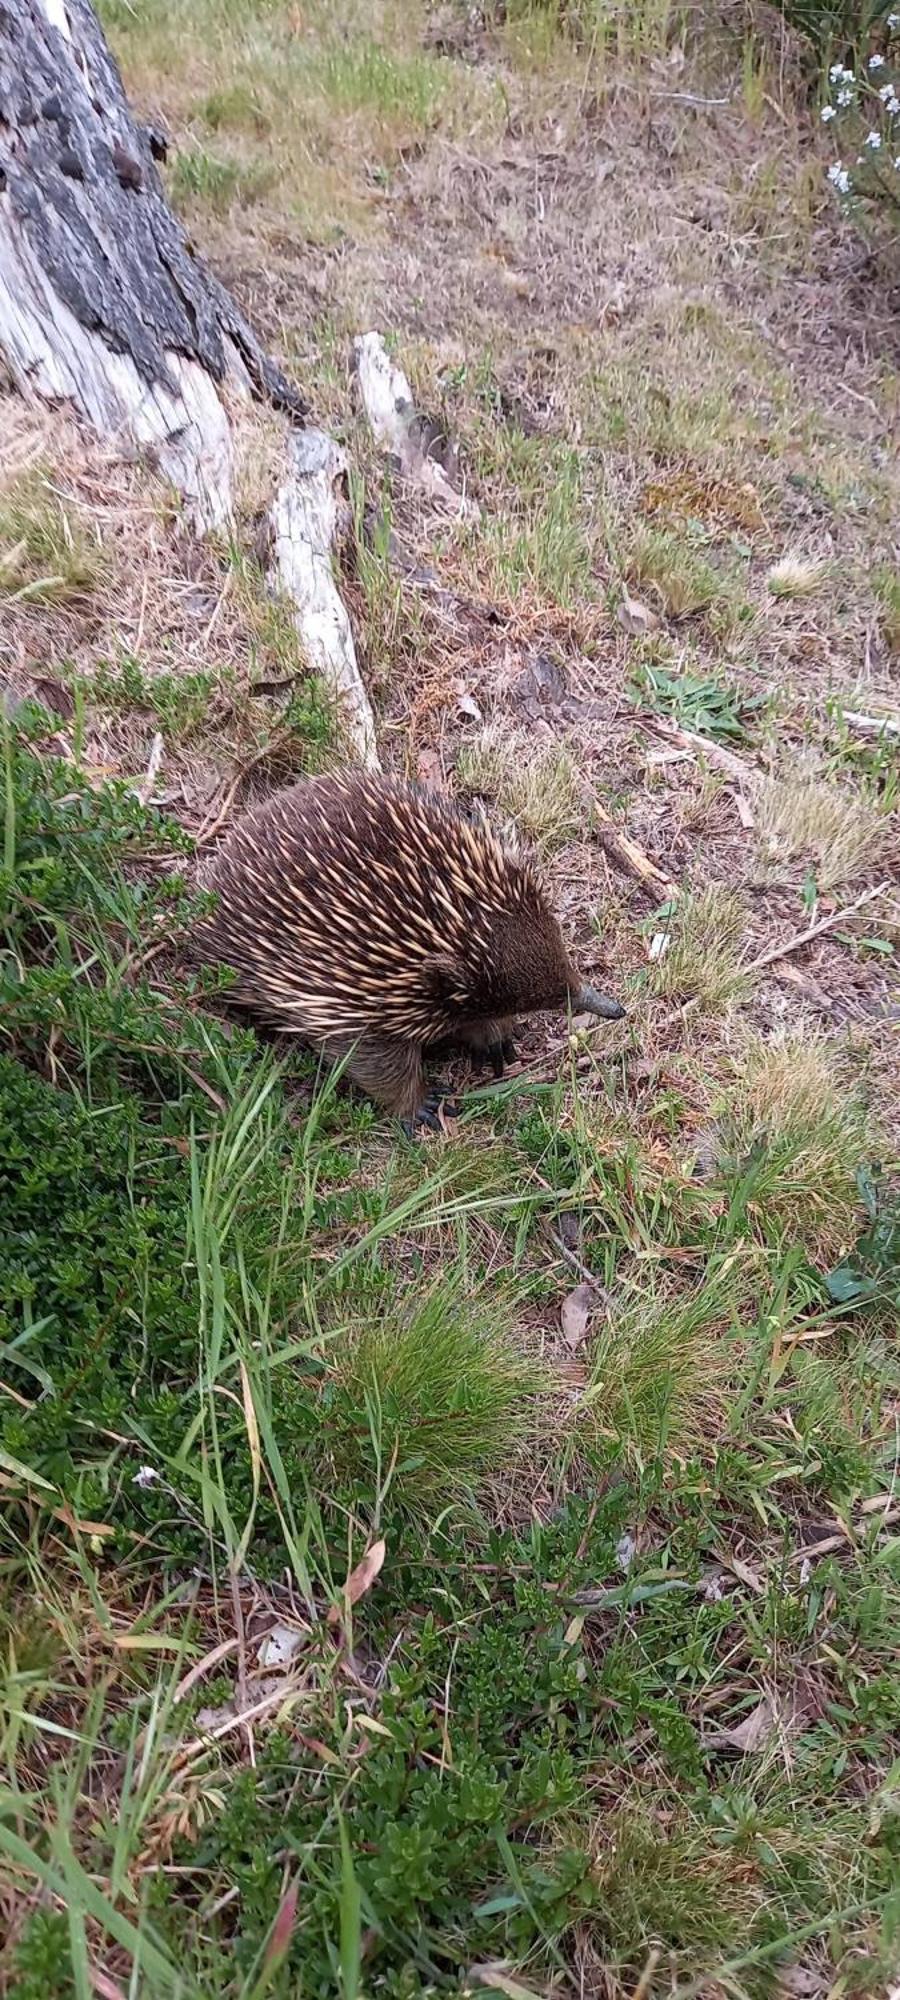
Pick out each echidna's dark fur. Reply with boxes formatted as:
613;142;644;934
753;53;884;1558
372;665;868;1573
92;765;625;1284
199;772;616;1123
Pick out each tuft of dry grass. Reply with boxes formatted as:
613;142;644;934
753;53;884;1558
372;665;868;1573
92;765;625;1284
766;552;828;599
754;764;885;890
716;1030;874;1262
457;723;583;851
650;885;747;1011
872;563;900;656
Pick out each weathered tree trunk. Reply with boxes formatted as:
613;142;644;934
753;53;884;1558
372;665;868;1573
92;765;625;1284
0;0;379;764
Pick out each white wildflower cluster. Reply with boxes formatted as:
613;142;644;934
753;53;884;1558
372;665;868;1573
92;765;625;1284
821;34;900;206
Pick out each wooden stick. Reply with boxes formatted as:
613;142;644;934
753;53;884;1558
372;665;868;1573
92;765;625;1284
741;880;892;975
589;793;680;902
841;709;900;740
640;714;754;785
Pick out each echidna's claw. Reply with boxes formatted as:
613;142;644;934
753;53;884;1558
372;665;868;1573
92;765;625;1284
401;1085;460;1137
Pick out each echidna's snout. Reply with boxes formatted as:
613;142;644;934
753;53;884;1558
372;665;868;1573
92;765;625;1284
573;982;626;1021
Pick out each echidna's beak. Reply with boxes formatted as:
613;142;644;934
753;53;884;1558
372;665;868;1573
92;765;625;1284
573;983;626;1021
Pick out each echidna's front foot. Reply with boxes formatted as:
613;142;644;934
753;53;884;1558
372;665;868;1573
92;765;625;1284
401;1083;460;1137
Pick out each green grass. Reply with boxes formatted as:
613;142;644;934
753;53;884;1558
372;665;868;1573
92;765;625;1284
649;885;748;1010
4;0;900;1990
1;713;898;1997
0;467;100;605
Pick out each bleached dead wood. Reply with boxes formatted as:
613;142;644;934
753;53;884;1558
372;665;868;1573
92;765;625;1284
352;331;478;520
840;709;900;741
0;0;378;759
268;430;379;769
0;0;305;531
589;791;680;903
640;715;755;786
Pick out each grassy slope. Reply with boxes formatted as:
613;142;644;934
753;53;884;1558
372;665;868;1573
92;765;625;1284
2;4;900;1997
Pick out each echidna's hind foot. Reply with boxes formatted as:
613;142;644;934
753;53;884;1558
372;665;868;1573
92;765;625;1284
337;1033;428;1125
469;1037;517;1078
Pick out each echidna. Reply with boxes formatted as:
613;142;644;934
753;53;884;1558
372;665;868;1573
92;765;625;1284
198;772;624;1129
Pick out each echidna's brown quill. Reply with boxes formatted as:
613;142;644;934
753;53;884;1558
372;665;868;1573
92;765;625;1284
198;773;624;1126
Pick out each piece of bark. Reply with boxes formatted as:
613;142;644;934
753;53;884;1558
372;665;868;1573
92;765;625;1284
590;793;680;903
268;429;379;768
352;331;478;519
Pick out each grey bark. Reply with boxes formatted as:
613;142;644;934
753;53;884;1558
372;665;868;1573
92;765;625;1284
0;0;305;416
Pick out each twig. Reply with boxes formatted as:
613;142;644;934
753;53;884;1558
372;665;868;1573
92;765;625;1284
788;1501;900;1566
840;709;900;740
549;1229;609;1301
196;737;288;847
628;1954;661;2000
740;881;892;975
640;714;755;786
589;792;680;902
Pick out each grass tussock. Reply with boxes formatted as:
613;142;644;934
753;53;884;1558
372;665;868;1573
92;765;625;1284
755;766;885;889
766;552;828;598
716;1031;874;1262
0;465;100;604
580;1791;763;1967
627;525;724;621
650;885;748;1010
580;1273;739;1467
457;723;583;850
324;1280;541;1512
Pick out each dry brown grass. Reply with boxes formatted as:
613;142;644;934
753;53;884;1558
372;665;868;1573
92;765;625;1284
0;400;330;828
754;764;886;890
715;1029;874;1262
457;722;584;851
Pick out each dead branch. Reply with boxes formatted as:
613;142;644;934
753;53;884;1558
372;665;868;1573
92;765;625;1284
352;331;478;520
741;880;892;974
589;792;680;903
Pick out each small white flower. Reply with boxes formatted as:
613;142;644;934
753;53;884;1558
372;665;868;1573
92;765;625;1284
133;1464;160;1488
865;128;883;147
837;86;854;105
827;162;852;193
888;11;900;26
821;103;837;121
887;95;900;115
895;156;900;168
879;81;895;99
829;61;844;80
868;52;886;70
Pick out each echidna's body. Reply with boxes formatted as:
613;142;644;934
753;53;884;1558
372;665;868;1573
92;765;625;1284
198;773;623;1125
